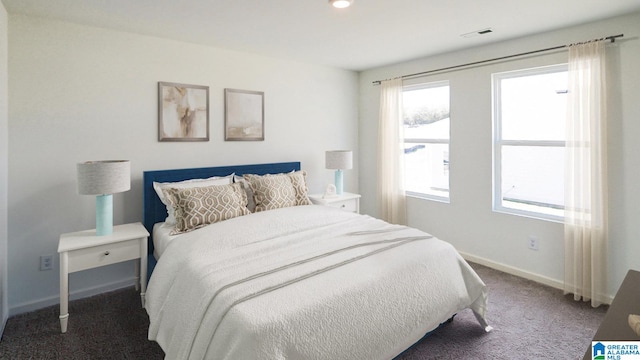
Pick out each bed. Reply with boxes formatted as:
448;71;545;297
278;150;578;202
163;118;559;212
143;162;490;360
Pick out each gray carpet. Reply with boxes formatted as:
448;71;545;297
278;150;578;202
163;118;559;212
397;263;607;359
0;262;607;359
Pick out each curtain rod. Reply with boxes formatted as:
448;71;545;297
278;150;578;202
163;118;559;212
372;33;624;85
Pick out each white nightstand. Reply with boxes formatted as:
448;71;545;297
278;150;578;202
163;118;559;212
308;192;361;213
57;222;149;333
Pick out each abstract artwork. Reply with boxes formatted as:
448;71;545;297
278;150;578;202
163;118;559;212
158;82;209;141
224;88;264;141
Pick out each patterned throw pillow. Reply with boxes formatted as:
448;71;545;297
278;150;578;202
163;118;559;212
153;175;233;225
243;171;312;212
165;183;250;234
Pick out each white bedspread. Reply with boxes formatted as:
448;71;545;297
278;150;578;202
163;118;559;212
152;222;179;259
146;205;489;360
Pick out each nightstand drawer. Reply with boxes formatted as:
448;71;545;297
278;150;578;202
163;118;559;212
308;192;361;214
67;239;141;273
326;199;358;212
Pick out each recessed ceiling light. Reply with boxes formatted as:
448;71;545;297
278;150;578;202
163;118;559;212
330;0;353;9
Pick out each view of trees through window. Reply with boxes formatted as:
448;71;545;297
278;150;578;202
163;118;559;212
400;65;567;222
402;82;450;200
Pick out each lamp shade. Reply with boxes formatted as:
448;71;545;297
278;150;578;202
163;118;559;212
325;150;353;170
77;160;131;195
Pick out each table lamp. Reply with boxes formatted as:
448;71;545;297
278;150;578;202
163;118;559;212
325;150;352;195
77;160;131;236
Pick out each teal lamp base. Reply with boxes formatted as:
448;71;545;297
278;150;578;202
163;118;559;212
334;169;344;195
96;194;113;236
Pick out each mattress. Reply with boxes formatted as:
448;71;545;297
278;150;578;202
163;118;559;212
146;205;489;360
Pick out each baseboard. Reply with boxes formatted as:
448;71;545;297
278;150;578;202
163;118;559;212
8;277;136;317
0;312;7;340
459;251;564;289
459;251;614;304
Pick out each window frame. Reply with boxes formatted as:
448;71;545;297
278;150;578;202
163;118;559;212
492;64;568;222
402;80;451;202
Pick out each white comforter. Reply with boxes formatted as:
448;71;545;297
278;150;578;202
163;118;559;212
146;205;489;360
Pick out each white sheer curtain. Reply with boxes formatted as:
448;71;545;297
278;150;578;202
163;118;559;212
563;40;608;307
377;78;407;225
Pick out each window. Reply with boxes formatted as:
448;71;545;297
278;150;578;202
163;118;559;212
493;64;568;221
402;81;450;201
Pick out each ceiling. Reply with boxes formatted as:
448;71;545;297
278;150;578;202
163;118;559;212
3;0;639;71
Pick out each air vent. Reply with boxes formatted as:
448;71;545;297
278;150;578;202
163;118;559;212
461;28;493;38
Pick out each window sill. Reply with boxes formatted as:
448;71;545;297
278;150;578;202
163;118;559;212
406;192;450;204
493;206;564;224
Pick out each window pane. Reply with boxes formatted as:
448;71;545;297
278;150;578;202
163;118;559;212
404;143;449;198
501;145;564;215
404;118;449;140
500;70;567;141
403;82;450;200
493;65;568;221
403;85;450;140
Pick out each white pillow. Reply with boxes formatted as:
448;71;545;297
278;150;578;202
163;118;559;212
153;174;234;225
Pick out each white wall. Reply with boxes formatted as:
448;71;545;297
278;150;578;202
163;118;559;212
0;1;9;335
7;15;359;314
359;12;640;299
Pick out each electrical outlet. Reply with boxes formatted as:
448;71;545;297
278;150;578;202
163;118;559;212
40;255;53;271
528;236;539;251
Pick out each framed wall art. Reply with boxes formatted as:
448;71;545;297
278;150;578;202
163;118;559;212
158;82;209;142
224;88;264;141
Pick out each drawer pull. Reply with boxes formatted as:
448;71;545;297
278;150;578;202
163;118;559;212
104;251;110;256
341;204;346;208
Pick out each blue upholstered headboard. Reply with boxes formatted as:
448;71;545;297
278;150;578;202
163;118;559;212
142;162;301;275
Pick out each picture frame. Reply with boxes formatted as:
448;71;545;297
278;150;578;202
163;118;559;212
224;88;264;141
158;81;209;142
